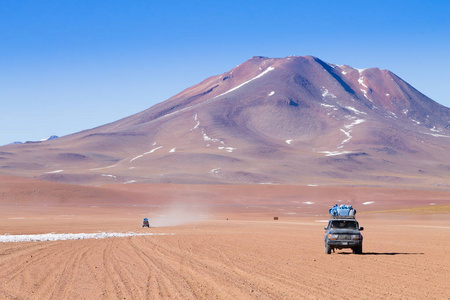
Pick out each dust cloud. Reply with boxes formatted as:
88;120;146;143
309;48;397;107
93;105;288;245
146;205;210;227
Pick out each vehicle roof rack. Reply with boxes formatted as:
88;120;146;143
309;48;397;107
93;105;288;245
330;215;356;220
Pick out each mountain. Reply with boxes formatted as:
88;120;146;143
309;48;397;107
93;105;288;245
1;56;449;188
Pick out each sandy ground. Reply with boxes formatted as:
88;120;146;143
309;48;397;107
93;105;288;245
0;176;449;299
0;209;449;299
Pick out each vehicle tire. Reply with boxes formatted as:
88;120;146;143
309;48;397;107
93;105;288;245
325;244;331;254
354;244;363;254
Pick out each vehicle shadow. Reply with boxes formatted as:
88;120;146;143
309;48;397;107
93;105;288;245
338;252;424;255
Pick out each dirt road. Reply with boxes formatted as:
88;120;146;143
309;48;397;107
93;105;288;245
1;215;449;299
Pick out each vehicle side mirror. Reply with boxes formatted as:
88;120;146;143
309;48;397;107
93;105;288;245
324;226;328;230
359;227;364;231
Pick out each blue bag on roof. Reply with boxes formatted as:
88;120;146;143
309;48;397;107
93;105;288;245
329;204;339;216
329;204;356;216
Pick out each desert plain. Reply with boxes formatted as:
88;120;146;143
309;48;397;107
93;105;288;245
0;175;449;299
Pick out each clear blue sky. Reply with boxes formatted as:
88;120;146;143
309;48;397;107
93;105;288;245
1;0;449;145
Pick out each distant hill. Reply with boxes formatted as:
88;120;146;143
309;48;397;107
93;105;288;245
6;135;59;145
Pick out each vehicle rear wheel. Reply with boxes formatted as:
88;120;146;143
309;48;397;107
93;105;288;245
325;244;331;254
354;244;363;254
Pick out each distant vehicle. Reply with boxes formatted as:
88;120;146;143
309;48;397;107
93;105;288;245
324;210;363;254
142;218;150;228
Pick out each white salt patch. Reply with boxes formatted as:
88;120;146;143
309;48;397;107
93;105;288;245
124;180;137;184
286;139;292;144
0;232;172;243
386;93;390;96
307;184;318;187
303;201;314;205
45;170;63;174
268;91;275;96
169;148;176;153
214;67;275;98
429;203;436;205
362;201;374;205
315;220;329;223
342;71;347;75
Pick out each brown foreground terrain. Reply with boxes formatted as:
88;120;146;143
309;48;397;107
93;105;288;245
0;176;449;299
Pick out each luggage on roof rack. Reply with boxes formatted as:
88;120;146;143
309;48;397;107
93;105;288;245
329;204;356;217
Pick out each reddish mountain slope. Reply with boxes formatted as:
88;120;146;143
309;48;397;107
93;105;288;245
1;56;449;188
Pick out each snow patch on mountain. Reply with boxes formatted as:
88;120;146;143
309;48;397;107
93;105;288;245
358;77;368;89
421;132;450;138
218;146;236;153
101;174;117;178
321;87;337;99
214;67;275;99
345;106;366;115
318;151;353;156
144;146;163;155
337;118;365;149
130;146;163;162
45;170;63;174
40;135;59;142
210;167;221;174
202;130;220;143
130;155;144;162
192;114;200;130
362;201;374;205
90;165;117;171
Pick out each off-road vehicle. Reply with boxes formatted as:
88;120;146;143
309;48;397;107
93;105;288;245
324;215;363;254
